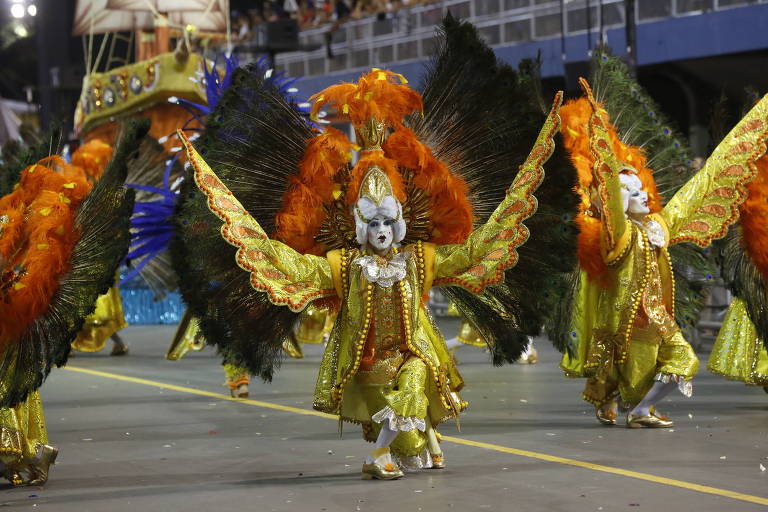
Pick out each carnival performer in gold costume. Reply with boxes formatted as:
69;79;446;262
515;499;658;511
0;123;138;485
560;74;768;428
173;16;579;479
180;77;566;479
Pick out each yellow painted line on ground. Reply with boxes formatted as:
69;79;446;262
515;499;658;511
64;365;768;507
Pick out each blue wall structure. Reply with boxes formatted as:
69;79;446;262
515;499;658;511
121;288;185;324
295;4;768;92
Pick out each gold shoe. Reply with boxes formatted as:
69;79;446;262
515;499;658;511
626;413;674;429
361;462;404;480
595;405;617;426
3;470;24;486
430;454;446;469
27;444;58;485
230;383;249;398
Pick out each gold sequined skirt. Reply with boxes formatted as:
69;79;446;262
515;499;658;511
353;356;429;458
708;298;768;386
71;286;128;352
584;326;699;406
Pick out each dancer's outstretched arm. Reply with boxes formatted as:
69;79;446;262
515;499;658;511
181;132;336;312
431;92;563;294
661;95;768;247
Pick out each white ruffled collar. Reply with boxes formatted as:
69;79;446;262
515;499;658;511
631;217;666;248
353;249;411;287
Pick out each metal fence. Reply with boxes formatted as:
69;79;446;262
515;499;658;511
262;0;764;78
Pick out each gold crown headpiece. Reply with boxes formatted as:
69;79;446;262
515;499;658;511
355;166;401;223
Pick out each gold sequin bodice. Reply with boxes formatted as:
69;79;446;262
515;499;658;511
357;284;407;386
637;246;678;340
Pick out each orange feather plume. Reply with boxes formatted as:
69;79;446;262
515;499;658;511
309;69;422;130
0;156;92;348
274;126;354;255
383;127;473;244
740;154;768;281
71;139;114;182
560;96;663;285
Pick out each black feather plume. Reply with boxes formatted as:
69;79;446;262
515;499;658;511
171;64;313;380
413;15;580;362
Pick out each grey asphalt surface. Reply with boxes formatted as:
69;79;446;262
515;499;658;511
3;319;767;511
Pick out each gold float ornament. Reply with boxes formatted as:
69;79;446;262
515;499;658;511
74;52;210;136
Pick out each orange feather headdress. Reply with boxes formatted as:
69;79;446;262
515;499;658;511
560;92;662;284
273;68;475;255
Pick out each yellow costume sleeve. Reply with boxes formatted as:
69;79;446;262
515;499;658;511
180;132;336;312
432;92;563;293
662;94;768;247
581;78;633;265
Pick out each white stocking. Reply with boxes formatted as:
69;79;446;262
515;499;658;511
365;423;399;465
445;337;463;350
630;380;677;416
425;418;441;455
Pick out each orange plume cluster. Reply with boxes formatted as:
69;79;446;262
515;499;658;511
0;157;92;348
560;96;662;284
740;154;768;281
71;139;114;182
309;69;422;130
275;68;475;255
274;126;354;255
383;128;473;244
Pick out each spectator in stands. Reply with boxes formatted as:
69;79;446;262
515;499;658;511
233;11;252;41
324;0;352;57
300;0;316;26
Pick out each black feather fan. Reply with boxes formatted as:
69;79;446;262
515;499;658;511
0;120;139;407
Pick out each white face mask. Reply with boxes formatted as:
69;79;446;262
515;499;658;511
367;215;394;253
620;173;650;218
